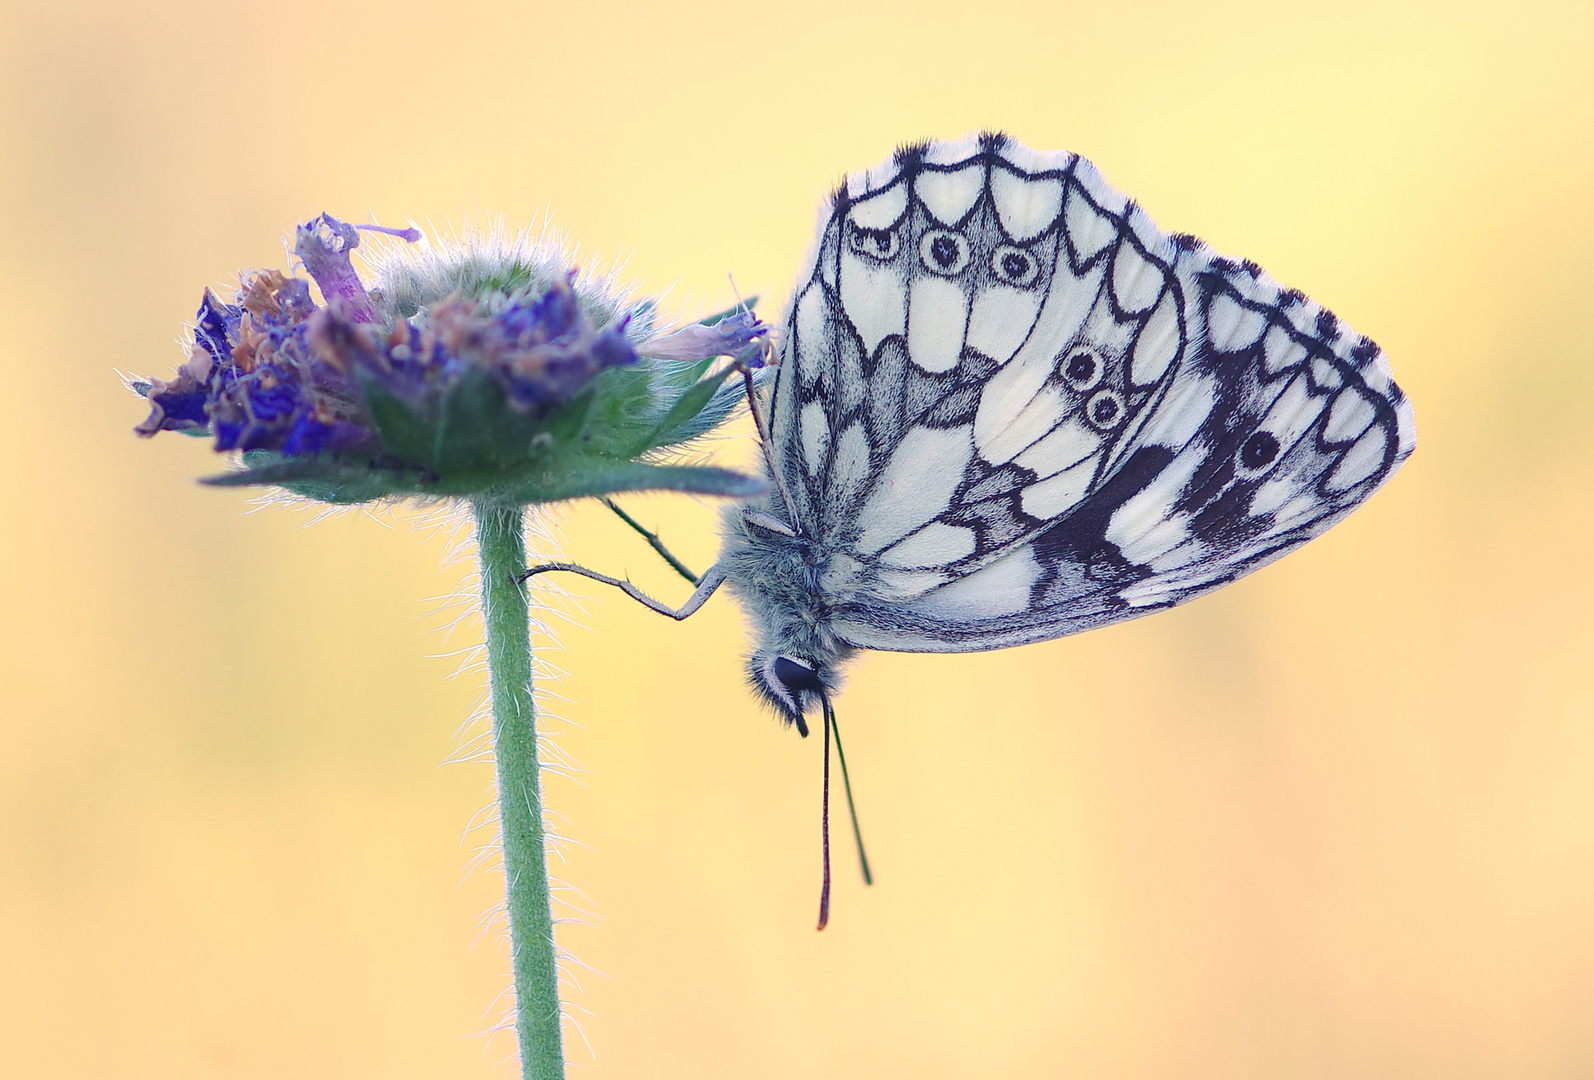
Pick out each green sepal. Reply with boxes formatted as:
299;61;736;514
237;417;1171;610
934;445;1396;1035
433;368;547;472
199;456;418;503
200;449;765;507
576;363;668;458
358;373;436;464
471;459;766;508
539;387;597;446
629;362;737;455
659;363;765;450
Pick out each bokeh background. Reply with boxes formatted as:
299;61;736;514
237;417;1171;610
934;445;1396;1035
3;0;1591;1076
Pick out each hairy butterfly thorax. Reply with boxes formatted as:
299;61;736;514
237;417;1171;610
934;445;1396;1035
718;492;858;731
522;132;1415;927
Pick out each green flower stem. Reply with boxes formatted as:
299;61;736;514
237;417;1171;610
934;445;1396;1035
473;502;565;1080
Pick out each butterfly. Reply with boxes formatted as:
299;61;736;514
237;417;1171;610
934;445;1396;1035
528;132;1416;926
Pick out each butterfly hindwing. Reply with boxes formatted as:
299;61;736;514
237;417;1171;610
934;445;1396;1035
767;134;1414;653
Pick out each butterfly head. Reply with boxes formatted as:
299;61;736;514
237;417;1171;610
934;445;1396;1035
749;653;838;737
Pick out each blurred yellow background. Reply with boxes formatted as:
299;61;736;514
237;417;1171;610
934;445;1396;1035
3;0;1591;1076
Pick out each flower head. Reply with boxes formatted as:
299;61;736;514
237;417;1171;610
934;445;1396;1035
133;214;768;506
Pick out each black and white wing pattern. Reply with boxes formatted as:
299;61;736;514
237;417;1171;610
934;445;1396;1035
764;133;1415;653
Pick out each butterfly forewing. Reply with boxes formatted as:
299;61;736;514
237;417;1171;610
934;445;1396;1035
767;134;1413;653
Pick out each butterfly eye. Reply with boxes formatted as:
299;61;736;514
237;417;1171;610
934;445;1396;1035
1238;431;1281;470
991;244;1039;287
1061;348;1104;391
919;229;969;275
850;227;900;260
772;655;824;697
1085;389;1126;429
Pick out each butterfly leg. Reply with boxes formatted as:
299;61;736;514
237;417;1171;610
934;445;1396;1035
600;497;700;584
518;561;725;621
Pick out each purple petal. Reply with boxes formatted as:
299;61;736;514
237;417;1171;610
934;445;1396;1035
636;308;767;361
294;214;379;324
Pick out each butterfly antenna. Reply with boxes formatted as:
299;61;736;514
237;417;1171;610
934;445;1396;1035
827;701;873;886
726;273;751;315
816;690;834;931
733;321;803;525
735;350;800;525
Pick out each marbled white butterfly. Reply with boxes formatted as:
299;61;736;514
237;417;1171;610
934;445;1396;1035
530;133;1416;925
